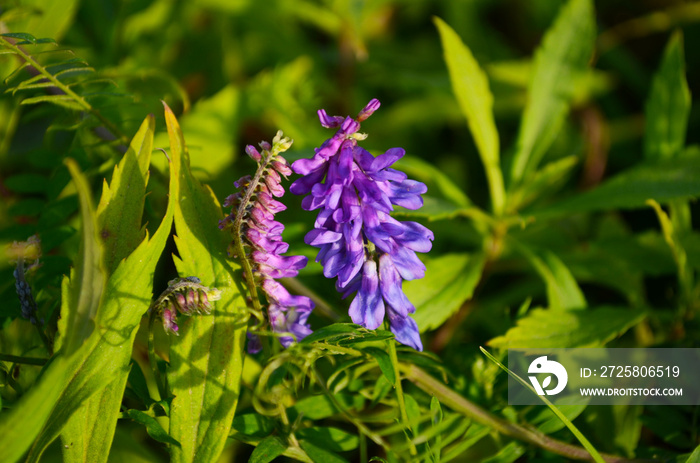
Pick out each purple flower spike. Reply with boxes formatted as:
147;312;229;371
222;130;315;350
292;100;433;351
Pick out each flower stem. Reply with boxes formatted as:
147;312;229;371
148;309;167;401
401;363;650;463
386;334;417;456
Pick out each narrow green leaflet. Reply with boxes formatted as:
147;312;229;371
163;103;247;463
488;307;646;348
533;150;700;217
60;377;131;463
364;347;396;384
644;31;690;160
480;348;605;463
509;0;595;186
58;159;106;354
125;410;181;447
249;436;287;463
96;114;155;274
62;116;157;463
507;155;578;211
435;17;505;215
515;246;586;311
2;160;174;462
405;253;486;332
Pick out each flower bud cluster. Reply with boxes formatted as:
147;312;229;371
9;235;42;325
152;277;221;335
220;131;314;350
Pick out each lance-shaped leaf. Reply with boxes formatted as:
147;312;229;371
4;162;176;462
163;103;247;463
61;115;157;463
644;31;690;161
509;0;595;186
488;307;645;348
56;159;106;354
515;245;586;311
96;114;155;274
435;17;505;216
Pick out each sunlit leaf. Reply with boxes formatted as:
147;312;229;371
488;307;646;348
163;103;247;463
509;0;595;185
515;245;586;311
126;409;181;447
435;17;505;215
644;31;690;160
249;436;287;463
405;253;486;332
533;150;700;217
96;115;155;275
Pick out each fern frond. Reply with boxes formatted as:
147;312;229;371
0;32;128;144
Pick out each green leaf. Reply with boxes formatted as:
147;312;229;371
59;159;106;354
4;173;48;193
297;427;359;452
533;150;700;217
364;347;396;384
434;17;505;215
126;409;181;447
60;118;158;463
249;436;287;463
288;393;363;421
405;253;486;332
163;102;247;463
394;156;470;208
488;307;646;348
508;155;578;211
532;400;589;434
60;377;133;463
20;94;84;110
231;414;275;438
21;159;175;462
644;31;690;160
152;85;240;180
299;440;348;463
0;32;38;43
684;444;700;463
482;441;525;463
480;347;605;463
509;0;595;185
515;246;586;311
96;115;155;275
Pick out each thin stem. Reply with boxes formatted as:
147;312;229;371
386;334;417;456
0;36;129;145
148;309;167;401
401;364;652;463
0;353;47;366
232;161;272;319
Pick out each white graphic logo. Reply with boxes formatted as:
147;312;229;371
528;356;568;396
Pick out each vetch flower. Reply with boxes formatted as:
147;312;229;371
291;99;433;350
221;131;315;350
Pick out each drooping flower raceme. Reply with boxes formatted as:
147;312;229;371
291;100;433;351
220;131;314;350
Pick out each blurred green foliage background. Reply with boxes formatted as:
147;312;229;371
2;0;700;461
